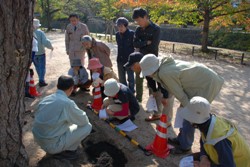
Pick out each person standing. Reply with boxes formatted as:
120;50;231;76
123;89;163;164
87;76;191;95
65;14;90;67
132;8;171;123
33;19;54;87
139;54;224;154
115;17;135;93
32;75;92;160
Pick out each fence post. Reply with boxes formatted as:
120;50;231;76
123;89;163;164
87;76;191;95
172;44;175;53
215;50;218;60
241;53;245;65
192;46;195;56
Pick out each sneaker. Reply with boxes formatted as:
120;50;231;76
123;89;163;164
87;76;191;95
170;146;191;155
39;82;48;87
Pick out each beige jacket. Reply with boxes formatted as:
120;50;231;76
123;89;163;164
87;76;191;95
87;38;112;68
65;22;89;60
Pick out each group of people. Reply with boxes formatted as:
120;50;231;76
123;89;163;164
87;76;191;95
31;7;250;166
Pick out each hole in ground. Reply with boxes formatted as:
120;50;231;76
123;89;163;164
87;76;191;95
85;141;128;167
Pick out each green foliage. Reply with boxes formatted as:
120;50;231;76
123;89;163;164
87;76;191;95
209;31;250;52
96;0;119;21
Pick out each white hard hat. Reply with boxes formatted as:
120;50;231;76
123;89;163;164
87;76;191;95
104;78;120;97
33;19;41;27
179;96;211;124
139;54;160;78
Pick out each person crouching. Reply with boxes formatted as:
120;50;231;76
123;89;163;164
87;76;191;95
103;78;140;123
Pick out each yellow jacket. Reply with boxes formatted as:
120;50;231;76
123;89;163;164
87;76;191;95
202;115;250;167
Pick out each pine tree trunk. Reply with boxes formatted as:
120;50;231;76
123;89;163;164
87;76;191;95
0;1;34;166
201;9;210;52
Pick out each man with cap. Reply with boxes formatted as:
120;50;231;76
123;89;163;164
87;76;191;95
180;96;250;167
139;54;224;154
32;75;92;160
81;35;112;68
68;59;91;96
33;19;54;87
65;14;89;67
88;58;118;98
115;17;135;93
103;78;140;122
124;52;174;126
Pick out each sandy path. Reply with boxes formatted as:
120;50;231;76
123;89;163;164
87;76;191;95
23;32;250;167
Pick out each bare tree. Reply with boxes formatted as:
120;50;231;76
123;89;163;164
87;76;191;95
0;0;34;166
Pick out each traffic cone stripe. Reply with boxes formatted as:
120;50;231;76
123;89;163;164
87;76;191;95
156;131;167;139
146;114;170;158
94;94;102;99
95;87;101;91
29;76;41;97
158;121;167;128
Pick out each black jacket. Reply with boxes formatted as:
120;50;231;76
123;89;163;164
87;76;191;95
133;21;161;56
116;29;135;65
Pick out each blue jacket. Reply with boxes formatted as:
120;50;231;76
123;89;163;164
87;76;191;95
34;29;53;55
116;29;135;65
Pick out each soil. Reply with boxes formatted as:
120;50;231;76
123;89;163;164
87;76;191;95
23;32;250;167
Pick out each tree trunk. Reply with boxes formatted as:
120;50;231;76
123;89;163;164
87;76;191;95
201;9;210;52
0;1;34;166
46;0;52;31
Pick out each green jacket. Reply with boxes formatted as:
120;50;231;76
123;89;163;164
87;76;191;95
152;56;224;106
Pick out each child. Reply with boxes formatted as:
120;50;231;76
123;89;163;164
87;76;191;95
87;58;118;98
103;78;140;122
68;59;91;96
33;19;54;87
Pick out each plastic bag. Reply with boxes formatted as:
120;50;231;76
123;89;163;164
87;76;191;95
49;50;53;59
146;95;158;112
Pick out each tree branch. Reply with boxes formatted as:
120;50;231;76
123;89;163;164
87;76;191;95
211;0;228;10
211;8;250;19
50;9;61;15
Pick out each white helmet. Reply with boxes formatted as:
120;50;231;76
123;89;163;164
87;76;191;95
104;78;120;97
179;96;211;124
139;54;160;77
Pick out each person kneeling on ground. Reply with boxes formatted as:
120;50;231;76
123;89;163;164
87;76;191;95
103;78;140;123
179;96;250;167
87;57;118;99
32;75;92;160
68;59;92;96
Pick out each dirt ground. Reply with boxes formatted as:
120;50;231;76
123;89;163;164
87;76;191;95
23;32;250;167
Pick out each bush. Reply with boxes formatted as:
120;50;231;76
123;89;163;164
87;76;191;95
209;31;250;52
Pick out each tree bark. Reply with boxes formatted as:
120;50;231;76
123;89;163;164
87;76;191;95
201;9;210;52
0;0;34;166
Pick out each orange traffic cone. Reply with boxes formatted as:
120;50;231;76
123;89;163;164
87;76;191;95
146;114;170;158
92;85;103;111
29;75;41;97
